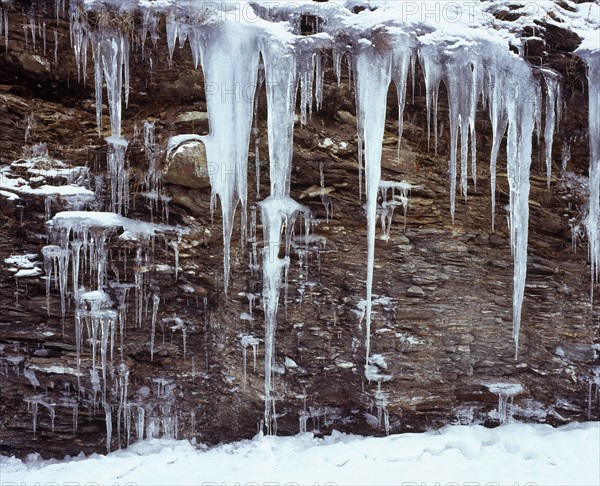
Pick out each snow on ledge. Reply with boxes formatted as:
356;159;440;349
48;211;189;238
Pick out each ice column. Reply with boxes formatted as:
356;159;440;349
354;40;392;367
259;37;304;434
504;58;538;357
93;26;131;214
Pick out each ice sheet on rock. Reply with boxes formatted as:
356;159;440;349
166;135;203;156
1;153;95;213
0;168;95;199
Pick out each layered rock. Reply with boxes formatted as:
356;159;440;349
0;0;598;459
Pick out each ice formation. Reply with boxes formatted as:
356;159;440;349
577;42;600;296
1;0;599;446
486;383;524;423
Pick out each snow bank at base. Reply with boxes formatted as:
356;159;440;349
2;422;599;486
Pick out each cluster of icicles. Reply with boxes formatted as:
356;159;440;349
39;118;185;450
3;0;598;443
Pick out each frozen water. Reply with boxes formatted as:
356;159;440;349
577;46;600;296
354;38;392;367
486;383;524;423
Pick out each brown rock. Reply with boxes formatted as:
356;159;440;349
164;139;210;189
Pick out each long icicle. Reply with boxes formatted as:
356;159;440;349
354;39;392;367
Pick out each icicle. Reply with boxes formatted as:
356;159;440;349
315;53;324;111
418;46;443;157
28;11;36;51
253;60;265;200
241;335;259;385
196;21;259;294
72;403;78;434
542;70;562;187
298;51;316;125
469;60;483;190
561;141;571;173
505;59;538;358
123;36;130;109
166;12;177;65
94;46;102;133
41;245;69;318
136;406;145;441
578;49;600;295
392;44;411;155
31;400;38;436
116;363;129;449
150;292;160;361
488;62;509;233
104;402;112;452
169;239;179;280
259;36;304;435
71;9;88;83
96;31;126;136
49;403;56;433
4;8;8;56
72;240;82;292
334;49;342;86
106;136;129;215
354;39;392;368
99;312;114;400
444;49;479;206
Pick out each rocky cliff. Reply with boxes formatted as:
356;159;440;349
0;0;598;459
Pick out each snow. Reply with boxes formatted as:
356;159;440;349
0;157;94;206
0;170;95;198
13;268;43;278
0;189;19;200
2;423;599;486
48;211;187;238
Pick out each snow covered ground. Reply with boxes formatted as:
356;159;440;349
2;422;599;486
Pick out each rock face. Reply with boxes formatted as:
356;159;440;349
0;0;599;459
164;138;210;189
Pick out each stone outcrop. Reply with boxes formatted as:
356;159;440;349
0;0;598;459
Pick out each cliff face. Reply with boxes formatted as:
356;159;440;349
0;0;598;458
